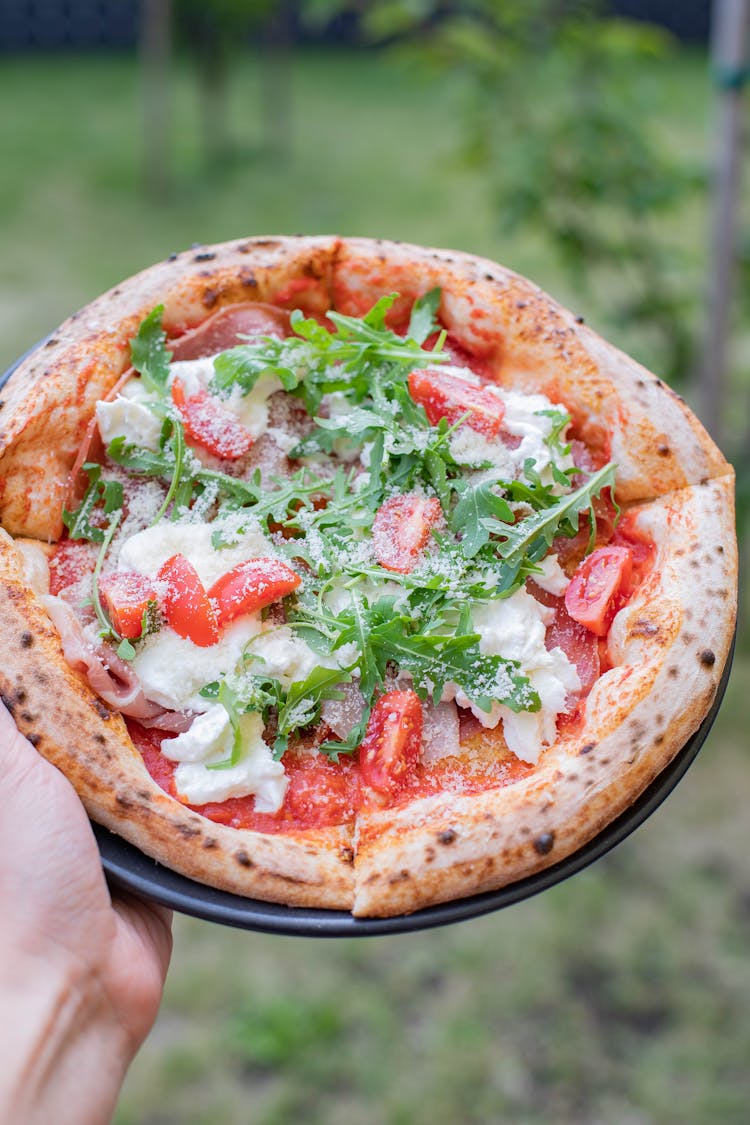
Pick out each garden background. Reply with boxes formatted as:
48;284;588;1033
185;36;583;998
1;3;748;1122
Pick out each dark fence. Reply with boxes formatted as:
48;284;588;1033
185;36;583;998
0;1;710;52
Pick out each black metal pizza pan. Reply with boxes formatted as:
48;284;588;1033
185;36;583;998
1;345;736;937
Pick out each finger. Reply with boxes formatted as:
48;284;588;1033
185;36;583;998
112;892;174;977
0;698;53;786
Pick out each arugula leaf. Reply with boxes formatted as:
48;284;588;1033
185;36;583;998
130;306;172;397
210;338;306;398
407;287;442;345
275;666;354;759
367;617;539;713
495;463;617;565
450;479;515;557
62;464;123;543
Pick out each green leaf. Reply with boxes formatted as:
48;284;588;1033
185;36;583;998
407;287;442;345
210;339;306;398
62;464;124;543
117;637;136;661
495;463;617;565
450;479;514;557
276;666;354;750
130;306;172;397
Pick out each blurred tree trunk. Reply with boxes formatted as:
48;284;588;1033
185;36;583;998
195;17;231;166
140;0;172;200
699;0;750;447
260;1;294;161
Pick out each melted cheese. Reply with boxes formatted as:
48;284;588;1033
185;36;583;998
442;587;580;764
132;618;259;712
117;515;277;588
162;706;287;809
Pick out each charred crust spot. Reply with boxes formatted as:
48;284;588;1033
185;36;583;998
20;710;33;723
94;733;106;745
20;631;33;648
91;700;111;720
425;846;436;862
177;823;201;839
668;666;679;678
0;692;14;715
700;477;709;486
27;733;41;747
630;619;659;638
365;873;380;885
252;239;281;248
116;794;133;810
580;741;597;755
235;850;255;868
682;632;696;645
699;649;716;668
241;272;258;288
389;870;411;884
515;300;527;309
600;756;611;766
438;829;457;846
656;713;664;726
14;688;27;704
657;445;671;457
194;251;216;262
716;544;724;554
534;832;555;855
654;734;664;745
202;288;219;309
203;837;218;850
575;315;585;324
167;252;179;261
34;671;49;686
137;789;152;801
339;846;354;864
45;337;58;348
636;379;646;388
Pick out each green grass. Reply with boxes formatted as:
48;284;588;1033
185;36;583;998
1;46;747;1125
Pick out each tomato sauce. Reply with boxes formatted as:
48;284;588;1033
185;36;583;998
128;719;532;833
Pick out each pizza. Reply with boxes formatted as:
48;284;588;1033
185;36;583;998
0;235;737;918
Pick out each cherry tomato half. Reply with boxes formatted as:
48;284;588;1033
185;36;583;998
372;493;442;574
99;571;157;640
157;554;219;647
171;377;253;461
208;558;302;628
408;368;505;436
564;545;633;637
359;689;423;797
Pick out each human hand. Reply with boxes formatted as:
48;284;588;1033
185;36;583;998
0;701;172;1125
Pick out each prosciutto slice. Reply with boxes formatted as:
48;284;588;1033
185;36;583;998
41;595;165;720
170;303;291;361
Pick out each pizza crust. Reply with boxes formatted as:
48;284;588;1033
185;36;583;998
0;235;737;917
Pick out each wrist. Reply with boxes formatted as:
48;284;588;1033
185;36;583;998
0;948;131;1125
